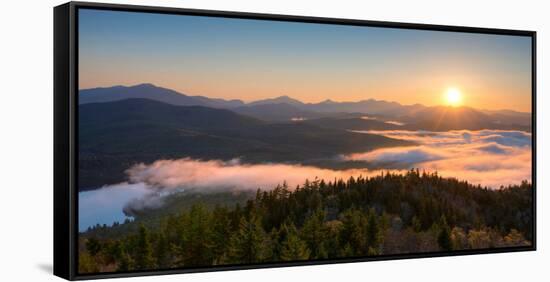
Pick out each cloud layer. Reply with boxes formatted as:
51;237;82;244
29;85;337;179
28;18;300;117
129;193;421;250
79;129;532;231
344;130;532;188
80;159;394;231
126;158;379;192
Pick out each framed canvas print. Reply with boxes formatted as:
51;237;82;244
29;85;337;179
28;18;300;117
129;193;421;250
54;1;536;280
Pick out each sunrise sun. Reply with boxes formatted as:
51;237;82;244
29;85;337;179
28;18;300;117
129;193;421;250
445;87;463;107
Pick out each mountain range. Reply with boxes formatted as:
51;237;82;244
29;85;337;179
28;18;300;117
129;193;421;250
79;83;531;130
79;84;425;116
79;83;246;108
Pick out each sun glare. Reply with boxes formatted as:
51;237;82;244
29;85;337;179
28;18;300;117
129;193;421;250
445;88;462;107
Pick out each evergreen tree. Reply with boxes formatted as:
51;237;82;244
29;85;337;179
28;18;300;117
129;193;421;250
324;220;343;258
228;213;268;264
135;224;155;270
437;215;453;251
339;209;367;255
300;209;328;259
366;208;381;252
117;250;134;272
155;232;170;269
179;204;214;266
280;222;310;261
104;240;123;265
85;238;101;256
211;206;232;264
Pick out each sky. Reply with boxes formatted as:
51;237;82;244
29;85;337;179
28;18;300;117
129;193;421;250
78;8;532;112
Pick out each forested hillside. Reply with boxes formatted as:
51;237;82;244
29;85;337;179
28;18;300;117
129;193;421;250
79;170;532;273
78;98;411;190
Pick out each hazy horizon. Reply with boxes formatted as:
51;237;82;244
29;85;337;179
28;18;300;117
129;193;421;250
79;9;532;112
79;82;532;113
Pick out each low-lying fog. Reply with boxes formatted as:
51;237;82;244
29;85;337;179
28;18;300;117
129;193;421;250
346;129;531;188
79;129;531;231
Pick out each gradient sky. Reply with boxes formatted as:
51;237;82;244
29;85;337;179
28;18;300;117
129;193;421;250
79;8;532;112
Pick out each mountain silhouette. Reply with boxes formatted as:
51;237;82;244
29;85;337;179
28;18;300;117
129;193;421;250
79;83;245;108
79;84;530;130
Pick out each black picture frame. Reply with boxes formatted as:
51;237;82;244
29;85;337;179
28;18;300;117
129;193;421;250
54;1;537;280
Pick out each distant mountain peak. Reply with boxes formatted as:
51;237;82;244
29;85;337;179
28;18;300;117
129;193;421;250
248;95;304;106
276;95;292;99
273;95;301;103
320;99;336;104
79;83;244;108
132;82;157;88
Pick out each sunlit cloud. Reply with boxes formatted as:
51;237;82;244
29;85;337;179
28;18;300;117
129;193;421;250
361;116;377;120
125;158;387;192
344;145;447;164
384;121;405;126
344;130;531;188
353;129;531;147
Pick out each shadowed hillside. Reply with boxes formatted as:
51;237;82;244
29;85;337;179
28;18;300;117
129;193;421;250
78;99;412;190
